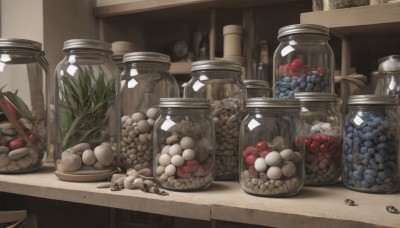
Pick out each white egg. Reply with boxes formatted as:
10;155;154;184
265;151;281;166
158;154;171;166
171;155;185;167
291;151;302;163
156;165;165;175
182;149;195;160
281;161;296;178
254;158;267;172
180;136;195;149
169;144;183;156
280;149;294;161
267;167;282;180
161;145;171;154
164;164;176;176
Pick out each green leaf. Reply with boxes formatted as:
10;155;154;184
3;91;33;121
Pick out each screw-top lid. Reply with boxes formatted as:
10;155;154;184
123;52;170;64
378;55;400;72
63;39;112;52
294;92;337;102
0;38;42;51
348;95;396;105
246;97;300;108
244;80;269;89
277;24;329;40
191;60;242;72
159;98;210;108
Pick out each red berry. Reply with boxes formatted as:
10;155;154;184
313;134;323;143
177;166;191;179
309;141;320;153
248;166;259;177
185;160;199;172
243;146;256;157
256;141;268;152
259;149;271;158
290;58;303;70
320;143;328;152
29;134;37;144
322;158;330;166
317;67;326;75
305;136;313;147
245;154;257;166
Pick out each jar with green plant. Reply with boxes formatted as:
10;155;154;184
54;39;120;181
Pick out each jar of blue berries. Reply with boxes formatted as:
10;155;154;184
342;95;399;193
273;24;334;99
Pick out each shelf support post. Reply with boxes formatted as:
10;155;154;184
341;36;351;116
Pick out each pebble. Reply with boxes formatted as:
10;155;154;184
60;153;82;172
82;149;96;166
94;145;114;166
146;108;159;120
281;161;296;178
8;147;29;160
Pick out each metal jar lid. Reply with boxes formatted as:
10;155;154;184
159;98;210;108
123;52;170;64
244;80;269;89
348;95;396;105
277;24;329;40
246;98;300;108
0;38;42;51
378;55;400;72
191;60;242;73
294;92;337;102
63;39;112;52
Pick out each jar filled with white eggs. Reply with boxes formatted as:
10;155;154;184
294;92;342;186
120;52;179;173
153;98;215;191
239;98;305;197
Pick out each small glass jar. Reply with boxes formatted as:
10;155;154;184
0;38;48;173
54;39;120;181
374;55;400;96
239;98;305;197
153;98;215;191
244;80;270;98
120;52;179;172
273;24;334;98
184;60;246;180
343;95;399;193
295;92;342;185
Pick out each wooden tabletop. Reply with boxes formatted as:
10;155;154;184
0;164;399;227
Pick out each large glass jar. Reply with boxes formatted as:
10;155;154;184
294;92;342;185
153;98;215;191
120;52;179;172
273;24;334;99
0;38;48;173
184;60;246;180
239;98;304;197
244;80;270;98
54;39;120;181
343;95;399;193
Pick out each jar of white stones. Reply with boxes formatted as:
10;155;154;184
184;60;246;180
120;52;179;172
294;92;342;185
54;39;120;181
343;95;399;193
0;38;49;173
273;24;334;99
239;98;305;197
153;98;215;191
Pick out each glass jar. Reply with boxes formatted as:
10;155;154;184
294;92;342;185
0;38;48;173
244;80;270;98
153;98;215;191
343;95;399;193
273;24;334;98
54;39;120;181
120;52;179;172
374;55;400;96
239;98;304;197
184;60;246;180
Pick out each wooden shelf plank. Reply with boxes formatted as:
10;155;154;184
300;3;400;37
93;0;308;18
170;62;191;75
0;163;399;227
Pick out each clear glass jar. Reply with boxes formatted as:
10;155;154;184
374;55;400;96
120;52;179;172
153;98;215;191
273;24;334;98
54;39;120;181
239;98;304;197
184;60;246;180
0;38;48;173
343;95;399;193
244;80;270;98
294;92;342;185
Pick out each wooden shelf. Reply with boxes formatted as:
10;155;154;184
0;163;399;227
94;0;308;18
300;3;400;37
170;62;192;75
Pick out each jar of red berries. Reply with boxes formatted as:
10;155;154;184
294;92;342;185
239;98;305;197
273;24;334;98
